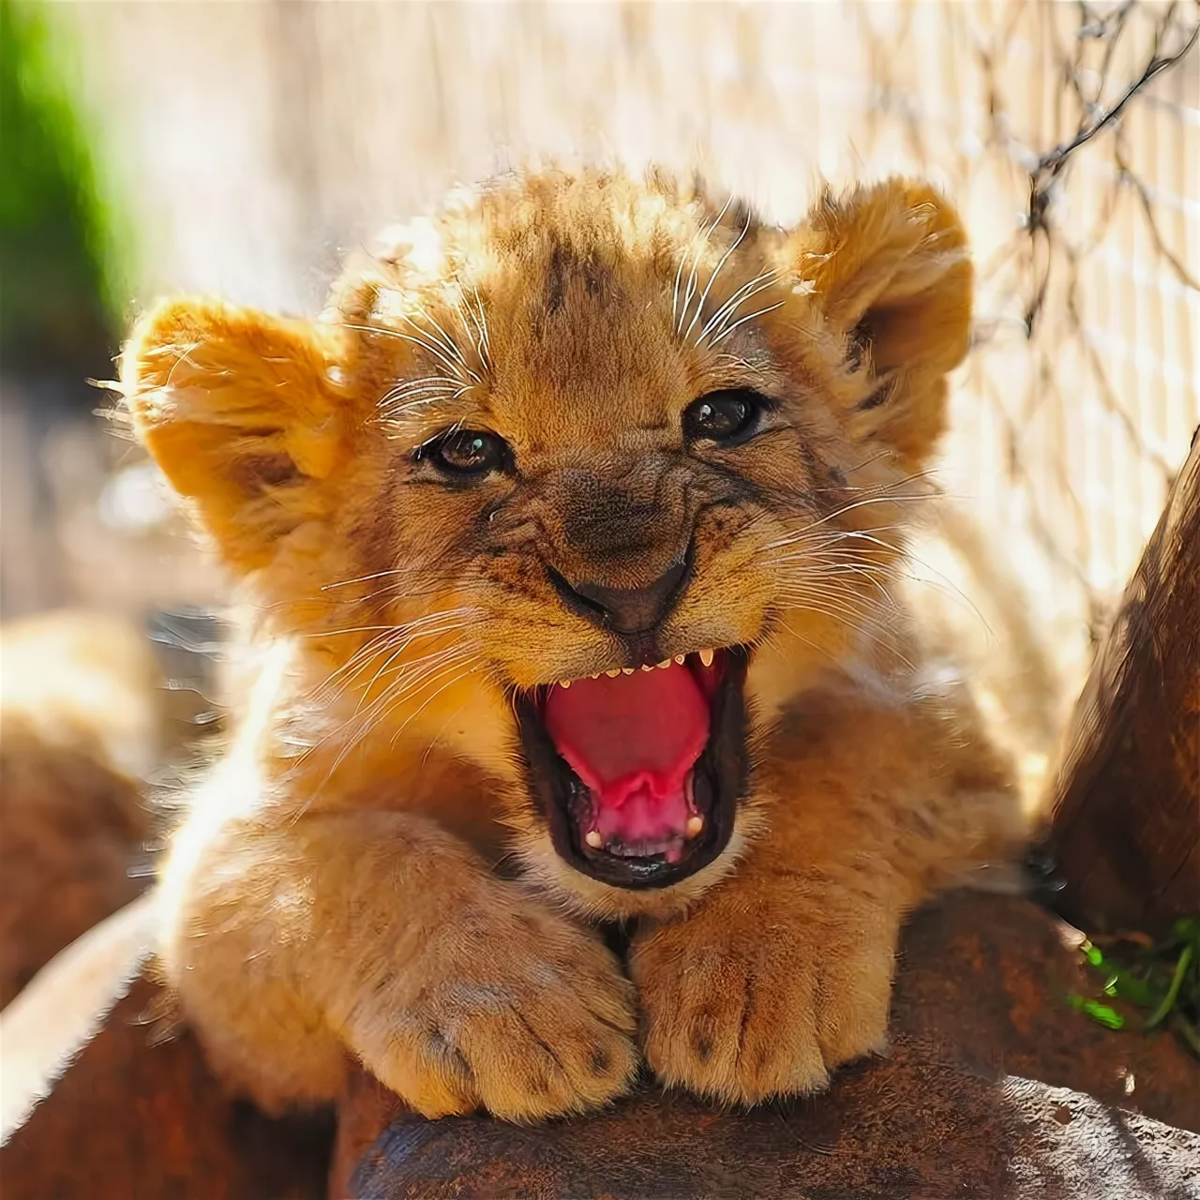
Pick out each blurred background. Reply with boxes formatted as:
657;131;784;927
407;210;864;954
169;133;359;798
0;0;1197;928
4;0;1198;673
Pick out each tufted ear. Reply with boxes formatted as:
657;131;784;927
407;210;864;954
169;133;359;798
795;178;973;465
120;297;353;576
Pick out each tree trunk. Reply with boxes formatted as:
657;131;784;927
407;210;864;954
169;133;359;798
1043;428;1200;936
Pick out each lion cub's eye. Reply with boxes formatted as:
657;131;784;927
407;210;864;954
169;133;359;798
683;389;764;444
421;429;510;477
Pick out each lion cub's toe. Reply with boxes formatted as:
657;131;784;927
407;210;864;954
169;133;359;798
632;899;894;1106
343;896;639;1121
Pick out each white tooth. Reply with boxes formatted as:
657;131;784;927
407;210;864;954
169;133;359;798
657;659;671;669
699;648;714;668
674;655;686;665
622;667;635;676
606;668;621;678
559;679;571;689
591;673;600;680
585;829;603;849
686;815;704;838
641;664;654;672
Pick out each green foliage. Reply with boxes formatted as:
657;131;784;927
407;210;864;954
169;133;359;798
0;0;129;379
1067;994;1125;1030
1070;917;1200;1058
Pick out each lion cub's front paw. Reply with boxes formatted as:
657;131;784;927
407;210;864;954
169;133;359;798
342;895;638;1121
631;892;897;1105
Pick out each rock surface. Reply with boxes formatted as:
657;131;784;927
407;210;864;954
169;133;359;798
4;891;1197;1199
337;891;1200;1199
1;976;333;1199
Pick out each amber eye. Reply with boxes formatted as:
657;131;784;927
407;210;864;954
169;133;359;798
682;389;764;444
421;429;510;477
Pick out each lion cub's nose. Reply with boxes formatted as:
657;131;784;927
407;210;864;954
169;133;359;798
551;558;690;635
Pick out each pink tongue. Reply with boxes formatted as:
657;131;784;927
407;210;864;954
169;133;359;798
543;664;709;844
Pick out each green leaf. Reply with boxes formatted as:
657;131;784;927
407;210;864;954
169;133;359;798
1109;971;1154;1008
1083;1002;1125;1030
1072;917;1200;1057
1144;944;1194;1031
1068;994;1126;1029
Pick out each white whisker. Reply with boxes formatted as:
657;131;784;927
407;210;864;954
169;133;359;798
299;643;478;802
342;321;476;388
697;270;780;347
387;661;482;746
381;384;473;417
399;310;467;366
684;212;752;345
318;623;475;707
677;196;733;335
452;292;487;375
469;284;492;365
762;480;937;549
708;301;786;346
377;378;464;408
408;309;481;384
322;569;412;591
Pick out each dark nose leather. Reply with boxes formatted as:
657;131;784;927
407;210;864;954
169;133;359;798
552;557;689;635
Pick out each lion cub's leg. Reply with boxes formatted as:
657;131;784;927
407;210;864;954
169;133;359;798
161;804;638;1120
631;836;903;1105
632;689;1022;1105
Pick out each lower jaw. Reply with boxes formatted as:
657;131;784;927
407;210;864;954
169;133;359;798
515;647;750;891
535;828;747;923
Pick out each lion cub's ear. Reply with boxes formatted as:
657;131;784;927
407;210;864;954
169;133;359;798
121;298;353;575
795;178;973;464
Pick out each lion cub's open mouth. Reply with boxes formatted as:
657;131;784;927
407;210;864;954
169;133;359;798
517;648;748;889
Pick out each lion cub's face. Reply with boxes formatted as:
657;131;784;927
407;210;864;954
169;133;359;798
124;169;971;909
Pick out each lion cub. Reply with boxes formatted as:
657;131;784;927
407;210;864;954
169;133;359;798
122;167;1022;1120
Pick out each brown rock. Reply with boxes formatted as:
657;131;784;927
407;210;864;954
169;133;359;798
1;976;334;1199
5;892;1196;1199
345;1082;1198;1200
339;892;1200;1199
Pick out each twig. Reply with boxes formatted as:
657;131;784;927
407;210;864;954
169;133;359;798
1035;3;1199;177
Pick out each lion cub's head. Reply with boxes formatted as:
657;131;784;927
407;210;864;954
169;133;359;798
123;168;971;912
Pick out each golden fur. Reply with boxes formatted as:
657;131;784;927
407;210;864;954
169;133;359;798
121;167;1024;1118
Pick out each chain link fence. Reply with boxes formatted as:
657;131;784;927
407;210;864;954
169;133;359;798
8;0;1198;733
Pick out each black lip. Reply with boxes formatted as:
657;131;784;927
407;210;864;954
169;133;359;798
515;648;750;890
